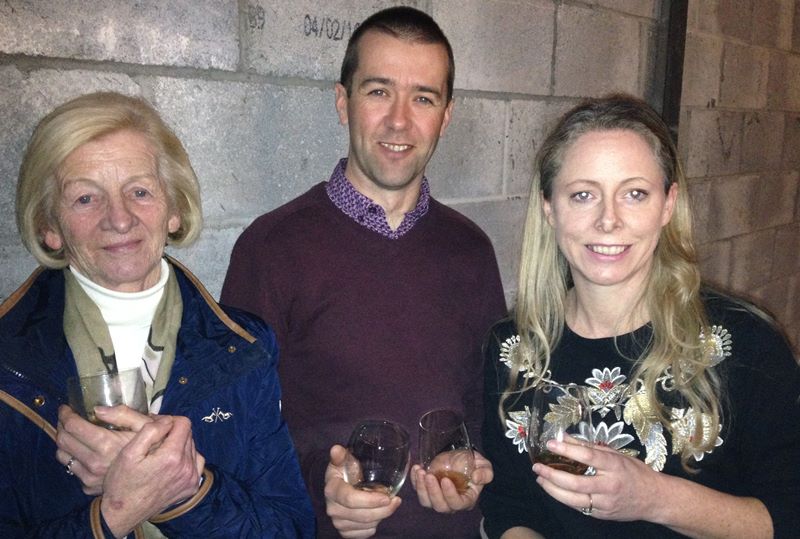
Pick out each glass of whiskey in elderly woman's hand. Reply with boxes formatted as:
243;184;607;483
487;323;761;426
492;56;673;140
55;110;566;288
67;368;148;429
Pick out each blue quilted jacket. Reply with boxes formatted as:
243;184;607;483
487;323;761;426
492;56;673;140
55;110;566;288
0;259;315;538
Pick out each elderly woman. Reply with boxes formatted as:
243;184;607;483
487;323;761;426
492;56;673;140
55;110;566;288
0;92;314;537
480;94;800;538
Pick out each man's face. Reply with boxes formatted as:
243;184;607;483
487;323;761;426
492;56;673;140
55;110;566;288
335;31;453;200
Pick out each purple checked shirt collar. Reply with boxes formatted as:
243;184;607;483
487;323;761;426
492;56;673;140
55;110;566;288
325;158;430;239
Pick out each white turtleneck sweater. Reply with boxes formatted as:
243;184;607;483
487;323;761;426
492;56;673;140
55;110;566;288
70;259;168;412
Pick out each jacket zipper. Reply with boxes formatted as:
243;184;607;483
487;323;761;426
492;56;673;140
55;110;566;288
0;360;30;383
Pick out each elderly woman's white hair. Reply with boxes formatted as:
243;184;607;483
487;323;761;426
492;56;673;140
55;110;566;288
16;91;202;268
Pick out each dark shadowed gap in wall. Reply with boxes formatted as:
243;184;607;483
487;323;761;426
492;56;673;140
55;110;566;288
661;0;689;144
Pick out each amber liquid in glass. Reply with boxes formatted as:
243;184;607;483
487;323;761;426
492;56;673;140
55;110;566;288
433;469;470;494
354;480;393;495
534;450;589;475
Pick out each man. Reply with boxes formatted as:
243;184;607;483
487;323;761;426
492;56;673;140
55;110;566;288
222;7;507;538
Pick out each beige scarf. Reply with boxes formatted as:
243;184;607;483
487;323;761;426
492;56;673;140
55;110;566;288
63;265;182;538
63;265;182;406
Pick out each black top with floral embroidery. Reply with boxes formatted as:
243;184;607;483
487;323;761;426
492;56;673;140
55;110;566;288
480;292;800;538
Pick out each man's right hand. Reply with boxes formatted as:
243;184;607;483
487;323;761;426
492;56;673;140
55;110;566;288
324;444;402;538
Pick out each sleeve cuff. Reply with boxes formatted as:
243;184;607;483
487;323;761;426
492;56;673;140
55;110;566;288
90;497;145;539
149;467;215;524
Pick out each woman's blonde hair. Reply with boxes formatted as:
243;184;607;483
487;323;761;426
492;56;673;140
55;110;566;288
16;91;202;268
507;93;720;467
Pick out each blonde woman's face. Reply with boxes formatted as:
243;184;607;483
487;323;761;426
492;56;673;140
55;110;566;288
43;129;180;292
543;129;677;295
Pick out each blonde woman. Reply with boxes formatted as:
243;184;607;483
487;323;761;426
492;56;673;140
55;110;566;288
480;94;799;538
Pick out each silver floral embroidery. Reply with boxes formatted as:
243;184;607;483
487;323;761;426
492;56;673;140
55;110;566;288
500;324;733;471
669;325;734;386
656;366;677;392
504;406;531;454
590;421;635;451
542;390;590;443
700;325;732;367
499;334;540;378
670;408;723;461
624;388;668;470
585;367;628;419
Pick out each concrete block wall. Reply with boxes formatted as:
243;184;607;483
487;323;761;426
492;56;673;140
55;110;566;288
680;0;800;350
0;0;663;310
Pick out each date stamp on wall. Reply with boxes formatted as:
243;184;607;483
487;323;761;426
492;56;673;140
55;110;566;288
246;4;360;43
243;3;368;77
303;14;360;41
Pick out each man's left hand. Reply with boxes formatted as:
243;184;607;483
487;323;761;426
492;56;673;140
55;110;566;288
410;450;493;513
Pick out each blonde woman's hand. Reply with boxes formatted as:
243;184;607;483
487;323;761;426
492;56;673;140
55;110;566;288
532;439;661;522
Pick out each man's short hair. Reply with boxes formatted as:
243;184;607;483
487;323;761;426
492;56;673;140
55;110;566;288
339;6;455;101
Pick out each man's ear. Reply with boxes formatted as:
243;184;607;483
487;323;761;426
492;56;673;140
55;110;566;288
334;82;349;126
439;99;454;137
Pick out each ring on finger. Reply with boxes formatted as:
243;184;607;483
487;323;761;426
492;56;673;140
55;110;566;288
580;493;593;516
65;456;75;476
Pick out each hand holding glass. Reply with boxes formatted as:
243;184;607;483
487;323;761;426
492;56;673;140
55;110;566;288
67;368;148;429
526;382;593;474
418;409;475;494
342;420;411;496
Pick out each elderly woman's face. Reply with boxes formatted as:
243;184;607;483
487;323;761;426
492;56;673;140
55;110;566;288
43;129;180;292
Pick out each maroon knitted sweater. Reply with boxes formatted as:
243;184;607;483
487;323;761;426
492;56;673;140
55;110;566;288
221;182;507;538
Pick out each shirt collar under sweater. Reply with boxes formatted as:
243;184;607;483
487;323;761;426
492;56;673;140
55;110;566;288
325;157;430;239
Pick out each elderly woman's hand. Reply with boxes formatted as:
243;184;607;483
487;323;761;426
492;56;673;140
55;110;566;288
100;414;205;537
55;404;154;495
